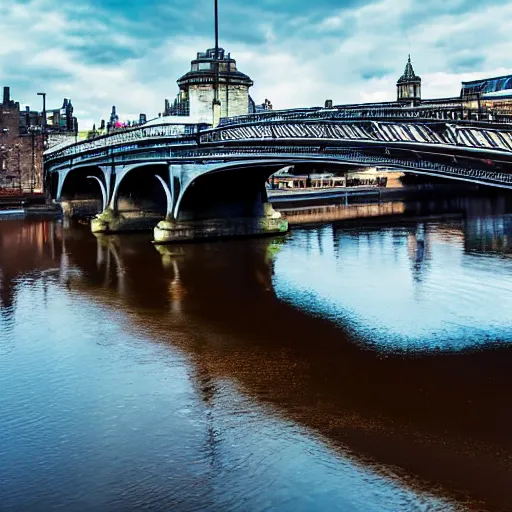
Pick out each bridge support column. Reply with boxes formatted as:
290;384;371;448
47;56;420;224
98;166;112;207
153;163;288;243
55;168;71;202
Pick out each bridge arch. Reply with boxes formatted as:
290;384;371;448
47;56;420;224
110;162;170;217
58;165;109;216
174;162;281;221
173;159;357;221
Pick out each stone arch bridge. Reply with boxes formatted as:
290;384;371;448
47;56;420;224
44;110;512;242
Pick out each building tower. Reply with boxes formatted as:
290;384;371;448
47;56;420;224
167;48;254;125
397;55;421;105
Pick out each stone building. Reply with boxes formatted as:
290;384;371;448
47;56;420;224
164;48;254;126
45;98;77;133
0;87;43;192
0;86;79;192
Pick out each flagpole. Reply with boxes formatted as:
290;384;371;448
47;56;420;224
214;0;219;59
214;0;220;104
212;0;221;125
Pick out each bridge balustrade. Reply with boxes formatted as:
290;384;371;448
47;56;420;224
44;123;199;163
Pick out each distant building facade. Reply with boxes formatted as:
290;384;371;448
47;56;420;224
326;56;512;123
0;87;43;191
393;56;512;121
87;106;149;137
460;75;512;118
0;86;79;192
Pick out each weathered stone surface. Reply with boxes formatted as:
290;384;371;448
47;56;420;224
0;105;44;192
61;199;101;217
91;208;162;233
153;215;288;244
189;84;250;124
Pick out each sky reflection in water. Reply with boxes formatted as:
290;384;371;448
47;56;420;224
273;218;512;352
1;276;457;512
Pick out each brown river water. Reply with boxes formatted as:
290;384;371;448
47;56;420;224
1;194;512;511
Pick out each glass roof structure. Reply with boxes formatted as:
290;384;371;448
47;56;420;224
461;75;512;97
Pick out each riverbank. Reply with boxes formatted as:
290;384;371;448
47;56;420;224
0;194;61;218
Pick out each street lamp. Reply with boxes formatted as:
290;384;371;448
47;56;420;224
37;92;47;152
27;125;42;193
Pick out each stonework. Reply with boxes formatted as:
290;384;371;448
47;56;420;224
0;103;43;192
189;84;250;124
153;216;288;243
1;87;78;193
167;48;254;126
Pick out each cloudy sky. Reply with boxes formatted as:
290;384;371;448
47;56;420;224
1;0;511;129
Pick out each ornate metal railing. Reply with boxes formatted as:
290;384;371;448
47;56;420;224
44;137;512;187
44;122;199;161
45;114;512;178
219;104;512;127
219;106;468;127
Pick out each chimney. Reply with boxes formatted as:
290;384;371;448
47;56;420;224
3;86;10;105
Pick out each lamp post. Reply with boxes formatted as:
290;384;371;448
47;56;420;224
37;92;47;153
27;125;42;193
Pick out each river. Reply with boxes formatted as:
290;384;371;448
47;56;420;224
1;194;512;511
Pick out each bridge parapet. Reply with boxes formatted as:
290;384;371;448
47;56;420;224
44;122;200;163
218;103;472;127
200;120;512;153
44;111;512;174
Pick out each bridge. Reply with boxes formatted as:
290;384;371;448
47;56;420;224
44;106;512;242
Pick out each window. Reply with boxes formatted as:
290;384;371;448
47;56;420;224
198;62;211;71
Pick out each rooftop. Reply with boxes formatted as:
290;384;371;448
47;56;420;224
397;55;421;84
461;74;512;96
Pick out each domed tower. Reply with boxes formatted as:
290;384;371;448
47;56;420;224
397;55;421;105
171;48;253;126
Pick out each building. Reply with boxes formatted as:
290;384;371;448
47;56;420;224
396;55;421;105
393;56;512;121
45;98;77;133
0;86;79;192
164;47;254;126
0;87;43;192
254;98;273;113
323;56;512;123
461;75;512;118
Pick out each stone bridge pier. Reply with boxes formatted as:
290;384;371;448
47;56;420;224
63;160;290;242
152;162;287;243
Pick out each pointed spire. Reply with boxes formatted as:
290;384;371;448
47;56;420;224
397;54;421;84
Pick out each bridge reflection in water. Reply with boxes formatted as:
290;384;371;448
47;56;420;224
1;195;512;511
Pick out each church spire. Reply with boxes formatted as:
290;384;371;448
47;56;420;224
398;54;420;83
397;54;422;105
